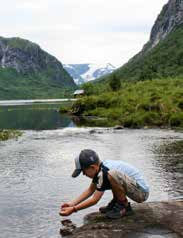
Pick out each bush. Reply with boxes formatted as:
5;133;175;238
70;78;183;128
109;74;121;91
0;130;22;141
81;82;95;96
169;112;183;127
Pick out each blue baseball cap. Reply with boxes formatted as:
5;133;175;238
72;149;100;178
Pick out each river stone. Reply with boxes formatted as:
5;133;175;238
60;219;76;236
114;125;124;130
67;201;183;238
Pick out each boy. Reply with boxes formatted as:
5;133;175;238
60;149;149;219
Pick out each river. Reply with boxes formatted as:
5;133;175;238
0;102;183;238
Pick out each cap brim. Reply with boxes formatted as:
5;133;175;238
72;169;81;178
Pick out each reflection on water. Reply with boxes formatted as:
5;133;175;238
0;104;75;130
0;128;183;238
152;140;183;199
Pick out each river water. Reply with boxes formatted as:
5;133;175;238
0;103;183;238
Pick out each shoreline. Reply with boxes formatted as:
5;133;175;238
0;98;76;106
60;200;183;237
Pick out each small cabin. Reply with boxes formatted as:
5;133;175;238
73;89;85;98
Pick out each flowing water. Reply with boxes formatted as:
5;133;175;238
0;103;182;238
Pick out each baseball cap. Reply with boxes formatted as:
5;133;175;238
72;149;100;178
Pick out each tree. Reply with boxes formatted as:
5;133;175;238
109;74;121;91
81;82;95;96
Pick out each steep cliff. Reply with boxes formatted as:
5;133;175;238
0;37;76;99
147;0;183;50
97;0;183;83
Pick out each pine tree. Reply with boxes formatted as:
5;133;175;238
109;74;121;91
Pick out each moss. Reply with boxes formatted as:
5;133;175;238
0;130;23;141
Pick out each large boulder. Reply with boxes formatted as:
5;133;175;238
65;201;183;238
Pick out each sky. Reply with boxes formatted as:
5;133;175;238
0;0;168;67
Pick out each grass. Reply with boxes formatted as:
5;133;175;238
0;36;76;99
0;68;75;99
70;78;183;128
0;129;22;141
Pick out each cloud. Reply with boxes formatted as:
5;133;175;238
0;0;168;66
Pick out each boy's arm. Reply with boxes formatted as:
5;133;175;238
60;190;104;216
74;190;104;211
62;182;96;207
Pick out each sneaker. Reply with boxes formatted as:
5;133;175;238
99;199;116;213
106;202;132;219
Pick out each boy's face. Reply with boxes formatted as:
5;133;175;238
82;164;99;178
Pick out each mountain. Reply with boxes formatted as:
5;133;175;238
145;0;183;51
98;0;183;83
0;37;76;99
63;63;115;85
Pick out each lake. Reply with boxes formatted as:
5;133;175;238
0;102;182;238
0;100;76;130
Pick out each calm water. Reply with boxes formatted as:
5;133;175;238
0;103;75;130
0;104;183;238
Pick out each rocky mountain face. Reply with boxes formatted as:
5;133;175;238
63;63;116;85
0;37;75;87
97;0;183;83
144;0;183;51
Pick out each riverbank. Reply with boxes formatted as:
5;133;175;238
63;78;183;128
0;129;22;141
64;200;183;238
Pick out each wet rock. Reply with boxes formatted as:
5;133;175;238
60;219;76;237
89;129;97;134
114;125;124;130
60;227;73;237
68;201;183;238
89;129;104;134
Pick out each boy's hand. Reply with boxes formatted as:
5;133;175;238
61;203;71;209
59;207;75;216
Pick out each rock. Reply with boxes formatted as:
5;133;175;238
114;125;124;130
60;227;73;237
146;0;183;50
89;129;103;134
0;36;75;86
60;219;76;237
67;201;183;238
89;129;97;134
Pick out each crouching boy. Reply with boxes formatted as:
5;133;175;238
60;149;149;219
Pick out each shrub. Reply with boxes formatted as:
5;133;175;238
109;74;121;91
169;112;183;127
0;130;22;141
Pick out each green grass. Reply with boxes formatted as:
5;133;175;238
71;78;183;128
0;36;76;99
70;25;183;128
0;68;75;99
0;129;22;141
